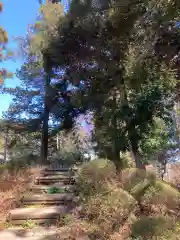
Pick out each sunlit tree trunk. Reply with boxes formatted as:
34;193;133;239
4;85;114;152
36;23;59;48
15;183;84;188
40;56;51;164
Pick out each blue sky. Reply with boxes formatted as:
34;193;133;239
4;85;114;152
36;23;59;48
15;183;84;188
0;0;39;117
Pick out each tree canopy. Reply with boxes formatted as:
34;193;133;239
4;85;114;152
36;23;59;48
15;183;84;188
38;0;179;168
1;0;180;169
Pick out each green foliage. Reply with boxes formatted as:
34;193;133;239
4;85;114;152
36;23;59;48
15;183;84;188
42;0;178;168
142;180;180;210
21;219;37;229
76;160;136;238
51;150;82;167
47;186;67;194
131;216;174;240
52;127;90;166
121;168;156;192
7;131;41;162
131;220;180;239
83;188;136;237
75;159;117;201
0;159;28;176
130;178;154;201
121;152;136;168
121;168;180;211
139;118;171;162
72;160;180;239
3;0;178;168
28;2;64;60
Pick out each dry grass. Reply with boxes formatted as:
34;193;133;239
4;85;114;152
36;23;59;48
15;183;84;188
56;220;91;239
0;162;43;224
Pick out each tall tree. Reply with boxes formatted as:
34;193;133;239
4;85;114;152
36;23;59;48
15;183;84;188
22;1;64;163
4;1;85;162
45;0;179;169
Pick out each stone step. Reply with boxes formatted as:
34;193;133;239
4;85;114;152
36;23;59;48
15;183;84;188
7;206;68;222
23;201;67;206
22;193;75;205
7;218;58;226
35;175;75;185
43;167;78;173
41;171;74;177
0;227;59;239
29;184;74;194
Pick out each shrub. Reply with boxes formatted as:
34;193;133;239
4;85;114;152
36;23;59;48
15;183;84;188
131;216;175;240
121;152;136;169
143;181;180;205
22;219;37;229
83;188;137;238
74;158;117;201
130;178;154;201
141;180;180;218
47;186;69;194
0;160;24;175
51;150;83;168
121;168;156;193
72;161;180;239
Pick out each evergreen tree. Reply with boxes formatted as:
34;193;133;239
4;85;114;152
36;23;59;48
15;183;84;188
45;0;179;169
20;1;65;163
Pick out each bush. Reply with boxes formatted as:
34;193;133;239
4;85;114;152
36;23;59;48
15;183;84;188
0;160;28;178
121;152;136;168
130;178;155;201
72;161;180;239
121;168;156;193
131;216;175;240
74;158;117;200
141;180;180;217
50;150;83;168
83;188;137;238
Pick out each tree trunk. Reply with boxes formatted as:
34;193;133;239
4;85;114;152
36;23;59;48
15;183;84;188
172;103;180;149
41;112;49;163
131;143;145;170
113;150;121;171
3;128;8;162
56;134;59;150
40;58;51;164
111;94;122;171
120;77;145;170
158;152;167;181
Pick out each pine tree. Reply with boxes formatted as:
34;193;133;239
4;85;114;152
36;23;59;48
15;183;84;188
22;1;64;163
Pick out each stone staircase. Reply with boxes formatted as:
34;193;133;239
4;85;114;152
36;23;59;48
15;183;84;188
0;166;78;239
